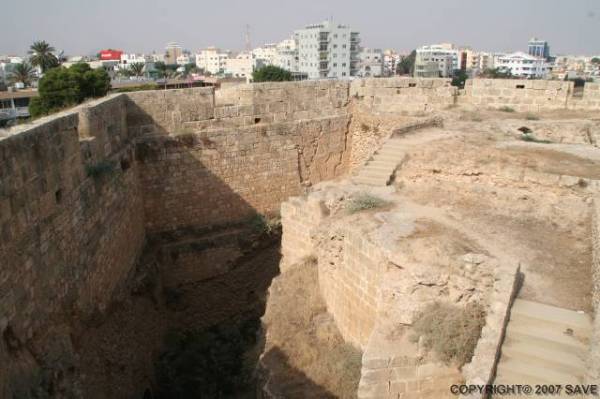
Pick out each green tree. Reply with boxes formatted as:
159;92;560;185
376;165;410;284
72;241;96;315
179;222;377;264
29;63;110;117
129;62;146;78
451;69;468;89
591;57;600;65
182;63;199;78
152;61;179;88
396;50;416;75
9;62;36;87
29;41;59;73
252;65;293;82
153;61;168;77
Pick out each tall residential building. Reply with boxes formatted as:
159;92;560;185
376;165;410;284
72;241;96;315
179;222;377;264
414;44;458;78
274;38;298;72
294;20;360;79
496;52;549;78
164;42;183;65
528;38;550;60
195;47;231;75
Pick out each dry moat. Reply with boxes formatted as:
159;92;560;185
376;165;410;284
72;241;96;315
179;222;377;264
1;78;600;399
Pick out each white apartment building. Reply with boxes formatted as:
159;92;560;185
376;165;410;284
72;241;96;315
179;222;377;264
273;38;298;72
225;52;263;81
252;44;278;65
195;47;230;75
414;44;459;78
357;48;384;77
294;20;360;79
0;57;25;84
118;53;154;70
151;53;165;63
478;52;500;72
496;52;549;78
176;54;192;65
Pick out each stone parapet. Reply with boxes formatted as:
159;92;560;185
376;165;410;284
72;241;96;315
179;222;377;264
460;264;521;397
587;183;600;383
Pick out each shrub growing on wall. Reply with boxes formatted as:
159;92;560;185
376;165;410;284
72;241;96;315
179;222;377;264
252;65;293;82
29;63;110;117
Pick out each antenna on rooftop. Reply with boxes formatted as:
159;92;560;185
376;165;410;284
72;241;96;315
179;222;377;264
244;24;251;52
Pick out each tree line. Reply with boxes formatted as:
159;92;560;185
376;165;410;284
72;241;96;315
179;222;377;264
6;41;111;118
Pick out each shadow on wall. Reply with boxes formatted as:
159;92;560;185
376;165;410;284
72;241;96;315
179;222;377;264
126;94;293;234
260;347;337;399
72;94;300;398
2;81;351;398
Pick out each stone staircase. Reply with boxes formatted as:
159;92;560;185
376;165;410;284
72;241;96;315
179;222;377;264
353;137;406;186
494;299;592;396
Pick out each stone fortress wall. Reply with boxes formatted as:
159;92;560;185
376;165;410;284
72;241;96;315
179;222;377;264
0;94;145;342
1;76;600;397
459;78;600;112
280;194;384;348
127;82;351;234
0;95;146;396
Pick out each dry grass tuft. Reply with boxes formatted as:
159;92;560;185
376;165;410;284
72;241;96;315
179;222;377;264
525;113;540;120
346;193;389;214
498;106;515;113
410;301;486;367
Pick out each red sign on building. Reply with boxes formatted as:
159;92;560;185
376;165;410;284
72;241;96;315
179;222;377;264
99;49;123;61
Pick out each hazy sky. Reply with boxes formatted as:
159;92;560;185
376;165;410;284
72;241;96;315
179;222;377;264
2;0;599;56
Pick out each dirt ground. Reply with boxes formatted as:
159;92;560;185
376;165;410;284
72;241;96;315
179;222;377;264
386;112;600;312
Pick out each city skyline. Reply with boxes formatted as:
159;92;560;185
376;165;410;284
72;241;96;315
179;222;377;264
2;0;600;56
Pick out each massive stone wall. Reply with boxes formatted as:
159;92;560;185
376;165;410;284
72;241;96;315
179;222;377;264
2;77;600;397
280;190;385;348
570;82;600;111
460;79;573;112
350;77;457;114
127;82;351;234
278;186;489;399
0;95;145;397
459;79;600;112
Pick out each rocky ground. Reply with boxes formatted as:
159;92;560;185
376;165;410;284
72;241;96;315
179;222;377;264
387;109;600;312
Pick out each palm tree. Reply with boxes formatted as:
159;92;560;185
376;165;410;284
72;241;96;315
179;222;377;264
9;62;36;87
154;61;179;89
129;62;145;78
29;41;59;73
